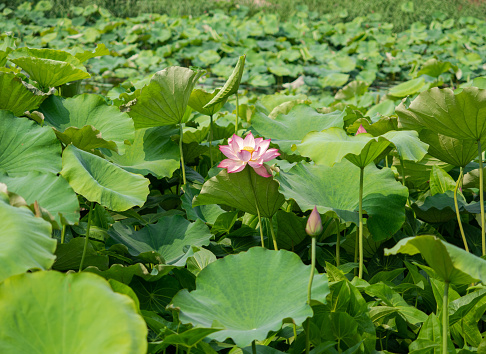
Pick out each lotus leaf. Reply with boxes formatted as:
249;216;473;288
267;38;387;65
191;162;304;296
0;111;61;176
0;271;147;354
171;247;330;347
60;144;149;211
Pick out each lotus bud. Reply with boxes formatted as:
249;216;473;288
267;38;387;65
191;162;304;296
356;124;367;135
306;206;323;238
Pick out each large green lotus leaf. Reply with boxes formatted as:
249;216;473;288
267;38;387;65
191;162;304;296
0;111;61;176
0;188;56;283
464;168;486;190
416;58;455;79
251;105;344;154
204;55;245;109
54;125;118;152
103;126;180;178
189;88;226;116
9;48;84;67
171;247;330;348
397;155;453;188
396;87;486;141
409;313;455;354
181;184;224;224
380;130;428;162
40;94;135;154
419;129;479;167
108;215;212;265
0;71;48;115
388;78;426;98
128;66;204;128
54;237;108;271
298;128;373;166
0;271;147;354
10;57;90;88
193;167;285;219
276;160;408;240
385;235;486;285
75;43;110;63
0;172;79;227
345;138;392;168
60;145;149;211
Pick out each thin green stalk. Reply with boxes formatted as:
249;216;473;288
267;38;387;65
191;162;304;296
335;218;340;267
479;139;485;256
208;114;214;167
179;123;186;186
358;167;364;279
268;216;278;251
293;323;297;342
305;237;317;354
399;157;410;206
354;231;358;277
442;281;450;353
256;204;264;248
235;92;239;134
187;347;191;354
454;167;468;252
252;340;257;354
79;201;94;272
61;224;66;244
307;237;316;304
247;167;265;247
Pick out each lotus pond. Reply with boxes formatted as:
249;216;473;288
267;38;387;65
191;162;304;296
2;2;486;354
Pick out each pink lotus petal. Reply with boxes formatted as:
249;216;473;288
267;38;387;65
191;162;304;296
256;139;270;152
252;165;271;177
219;145;238;159
356;124;367;135
218;159;246;173
251;146;262;160
254;137;264;145
248;160;263;168
237;149;252;162
260;148;280;162
231;134;244;150
243;132;255;148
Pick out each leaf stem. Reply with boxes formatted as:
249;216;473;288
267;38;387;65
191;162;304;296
179;123;186;186
454;167;468;252
359;167;364;279
479;139;485;256
256;203;264;248
79;201;94;272
61;224;66;244
235;92;239;134
335;218;340;267
268;216;278;251
208;115;214;167
442;281;450;354
252;340;257;354
307;237;316;304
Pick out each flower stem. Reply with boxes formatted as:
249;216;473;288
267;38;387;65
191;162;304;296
79;201;94;272
442;281;450;354
305;236;316;354
307;237;316;304
335;218;340;267
208;115;214;167
358;167;364;279
61;224;66;244
179;123;186;186
268;216;278;251
235;92;239;134
454;167;468;252
256;204;264;248
479;139;485;256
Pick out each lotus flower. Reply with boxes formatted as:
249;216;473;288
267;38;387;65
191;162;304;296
218;132;280;177
305;206;323;237
356;124;367;135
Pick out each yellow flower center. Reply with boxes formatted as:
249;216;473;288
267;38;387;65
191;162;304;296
242;146;255;154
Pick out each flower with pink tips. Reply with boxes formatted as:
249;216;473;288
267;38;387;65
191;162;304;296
218;132;280;177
